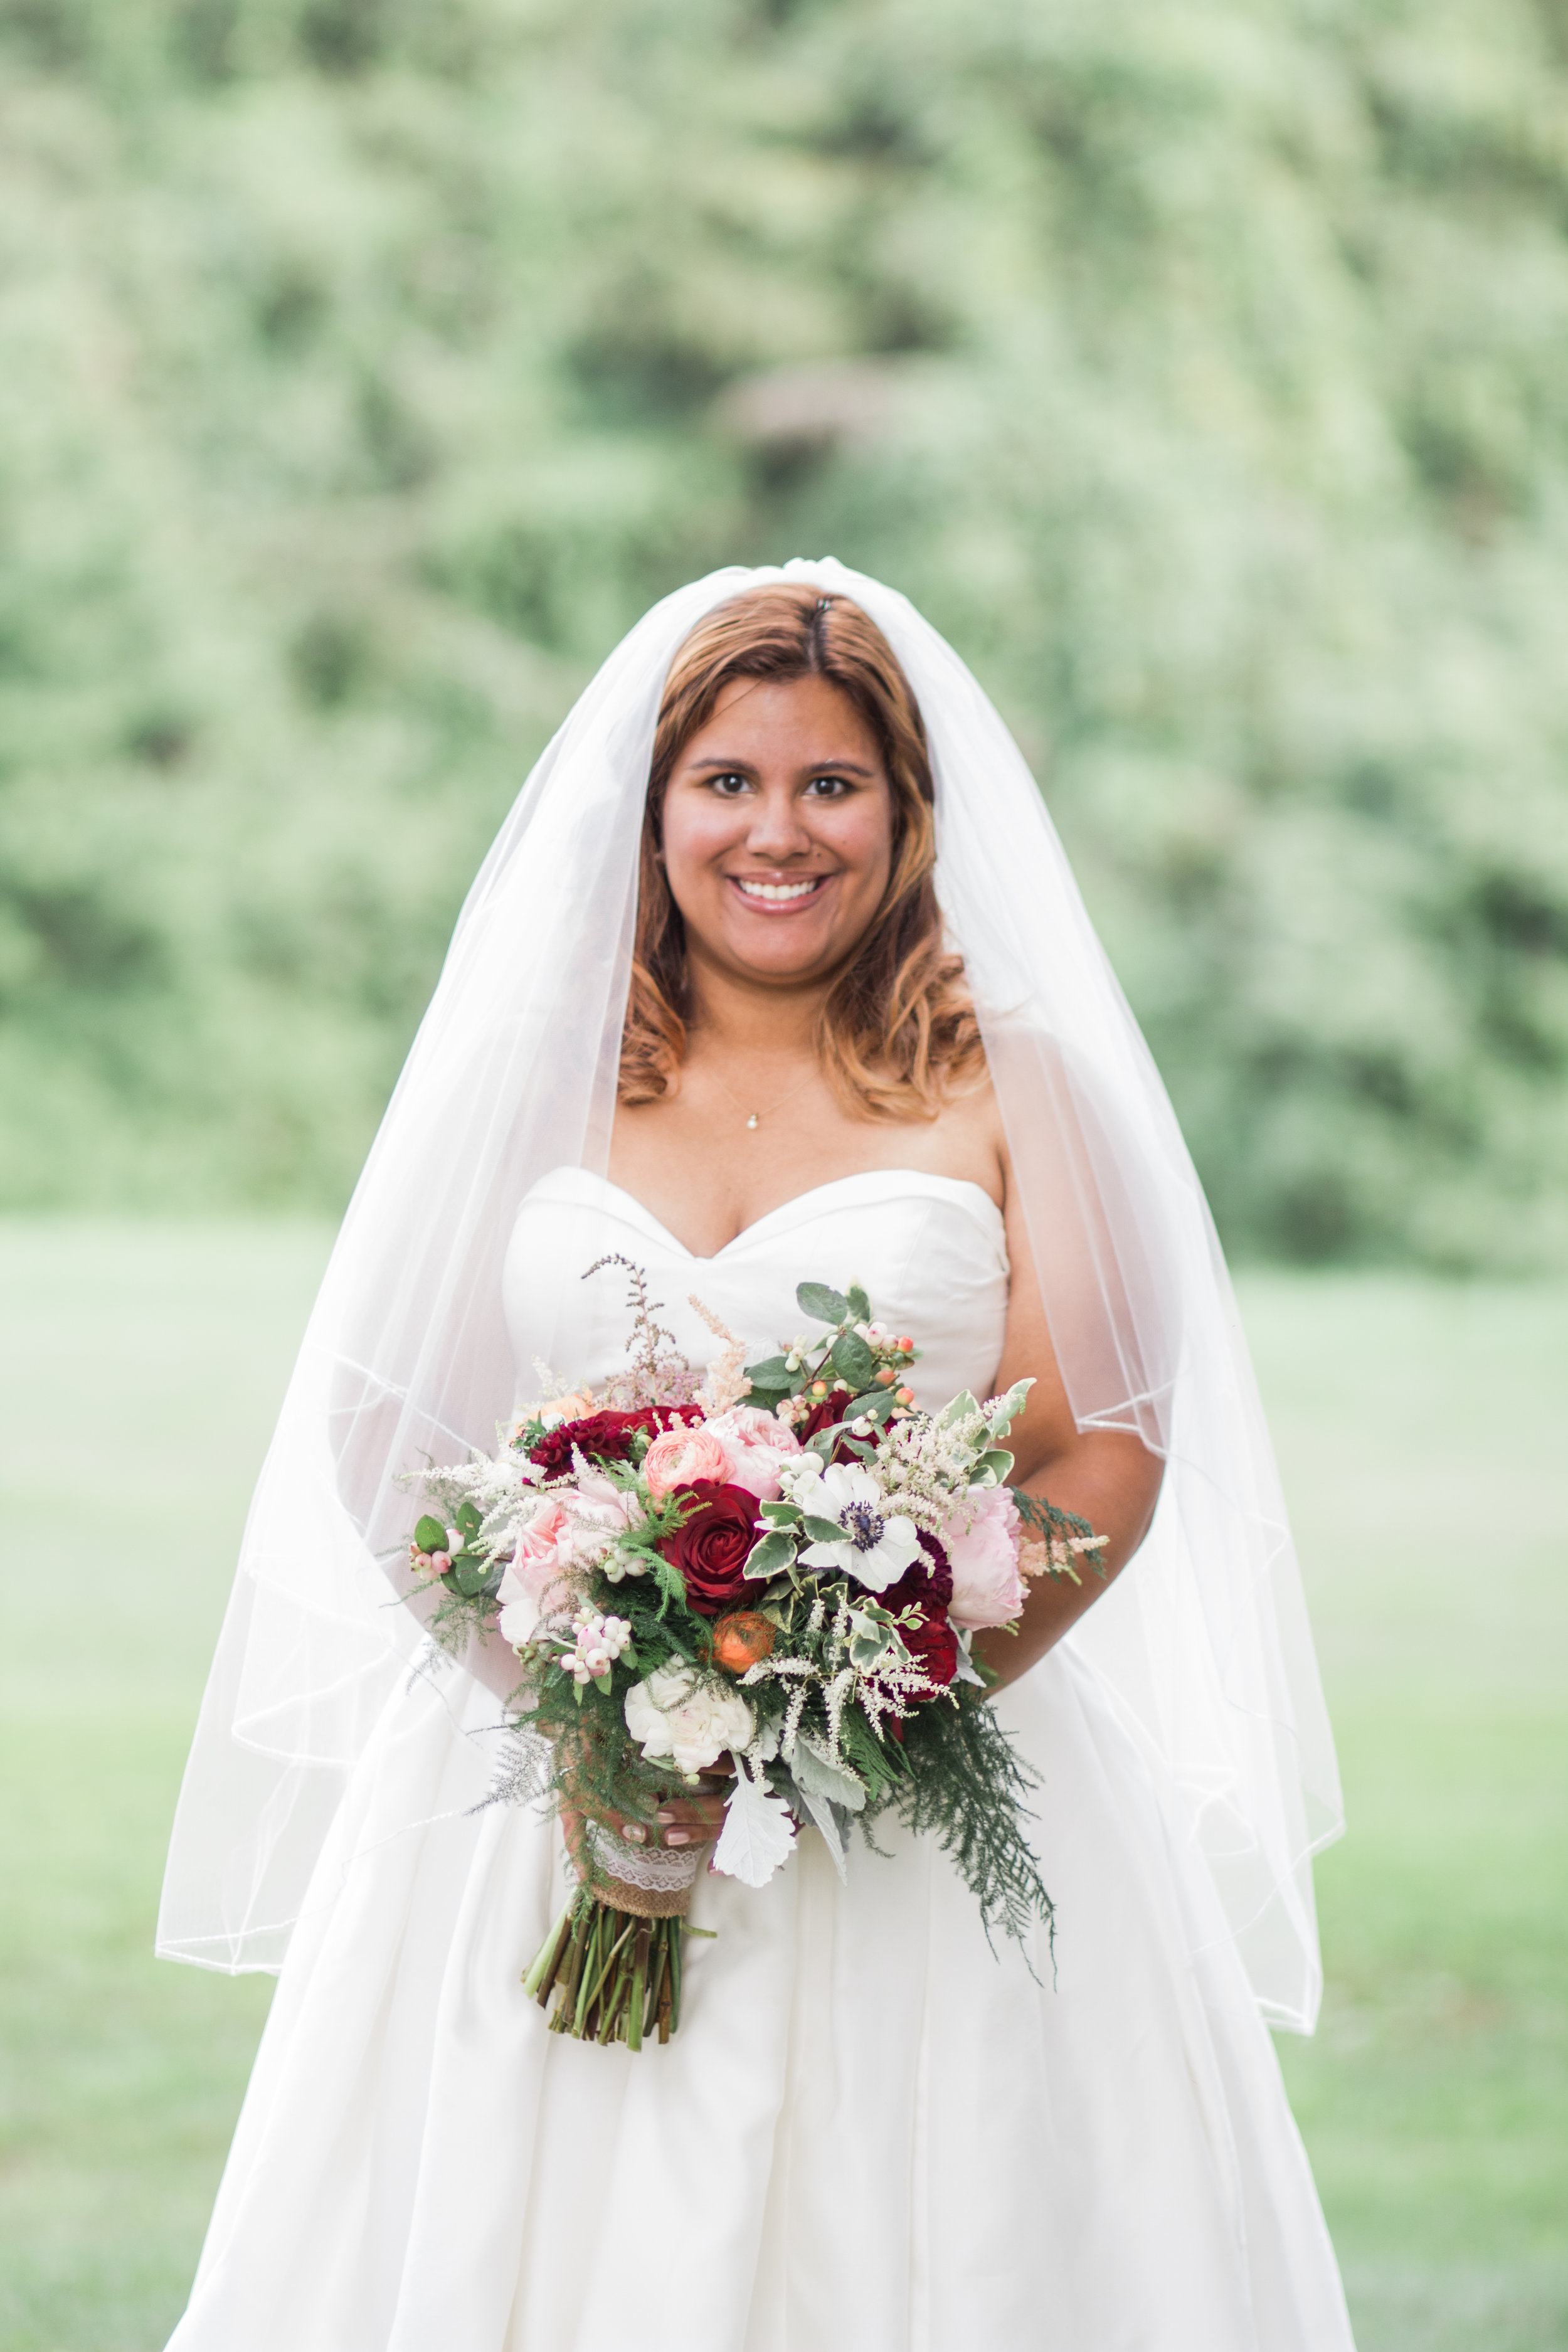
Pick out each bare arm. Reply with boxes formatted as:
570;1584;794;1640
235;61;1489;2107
973;1142;1163;1689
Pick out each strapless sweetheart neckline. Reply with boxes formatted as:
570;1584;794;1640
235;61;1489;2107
569;1165;1005;1264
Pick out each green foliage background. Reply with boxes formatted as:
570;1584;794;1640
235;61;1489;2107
2;0;1566;1261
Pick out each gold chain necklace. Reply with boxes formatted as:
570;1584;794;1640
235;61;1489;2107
707;1063;820;1131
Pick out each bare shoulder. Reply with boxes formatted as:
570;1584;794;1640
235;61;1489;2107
914;1069;1007;1207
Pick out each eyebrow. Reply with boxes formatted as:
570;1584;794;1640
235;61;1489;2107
685;754;879;776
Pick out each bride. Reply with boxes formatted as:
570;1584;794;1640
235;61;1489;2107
160;564;1355;2350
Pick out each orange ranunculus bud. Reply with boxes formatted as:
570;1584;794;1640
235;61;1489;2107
711;1612;776;1674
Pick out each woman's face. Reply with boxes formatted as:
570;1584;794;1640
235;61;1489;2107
659;674;896;992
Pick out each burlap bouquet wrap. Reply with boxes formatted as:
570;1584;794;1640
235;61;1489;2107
561;1804;716;1920
524;1785;722;2047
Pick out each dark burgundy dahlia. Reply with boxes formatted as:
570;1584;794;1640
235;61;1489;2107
881;1534;958;1693
527;1402;702;1481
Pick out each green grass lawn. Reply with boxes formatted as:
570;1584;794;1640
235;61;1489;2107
1;1228;1564;2349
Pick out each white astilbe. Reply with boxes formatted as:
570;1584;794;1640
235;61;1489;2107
857;1655;943;1738
741;1654;817;1683
408;1449;542;1570
689;1294;753;1417
871;1412;991;1528
824;1665;856;1766
781;1681;810;1758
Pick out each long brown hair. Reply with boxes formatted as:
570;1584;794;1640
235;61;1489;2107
619;583;985;1118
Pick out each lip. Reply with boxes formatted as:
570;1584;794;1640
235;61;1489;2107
724;874;834;914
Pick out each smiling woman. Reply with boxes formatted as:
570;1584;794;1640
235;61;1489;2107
158;561;1352;2352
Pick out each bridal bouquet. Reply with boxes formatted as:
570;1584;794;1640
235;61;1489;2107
406;1259;1103;2050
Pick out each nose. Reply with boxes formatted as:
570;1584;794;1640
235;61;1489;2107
743;781;815;862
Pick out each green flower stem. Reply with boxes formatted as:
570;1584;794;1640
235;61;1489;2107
524;1899;694;2049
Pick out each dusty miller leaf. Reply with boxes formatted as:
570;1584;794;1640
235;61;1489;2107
712;1768;797;1887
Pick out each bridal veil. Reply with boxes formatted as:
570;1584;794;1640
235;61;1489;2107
157;559;1343;2033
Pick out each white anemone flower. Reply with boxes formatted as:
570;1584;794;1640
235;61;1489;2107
790;1460;923;1592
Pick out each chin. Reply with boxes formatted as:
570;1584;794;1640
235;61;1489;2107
724;922;844;977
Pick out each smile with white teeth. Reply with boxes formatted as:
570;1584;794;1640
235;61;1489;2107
734;876;825;902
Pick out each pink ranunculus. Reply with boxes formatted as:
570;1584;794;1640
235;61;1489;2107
697;1406;803;1501
943;1485;1027;1631
642;1426;735;1501
497;1500;571;1647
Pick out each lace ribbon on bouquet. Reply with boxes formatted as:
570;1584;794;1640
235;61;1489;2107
581;1818;707;1907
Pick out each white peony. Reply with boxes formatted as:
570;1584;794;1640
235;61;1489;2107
788;1459;923;1592
623;1665;755;1776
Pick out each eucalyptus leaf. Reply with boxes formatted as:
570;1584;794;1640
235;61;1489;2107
452;1554;490;1597
830;1330;876;1388
454;1498;483;1539
743;1353;792;1392
797;1280;850;1325
414;1514;447;1554
845;1283;871;1322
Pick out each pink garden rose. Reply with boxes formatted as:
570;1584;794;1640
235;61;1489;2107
942;1485;1027;1631
697;1406;803;1501
642;1425;736;1501
497;1500;571;1647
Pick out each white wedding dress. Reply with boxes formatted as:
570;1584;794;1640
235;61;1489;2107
168;1167;1355;2352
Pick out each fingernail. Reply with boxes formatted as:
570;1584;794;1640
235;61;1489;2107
620;1823;647;1844
664;1830;692;1846
655;1810;675;1823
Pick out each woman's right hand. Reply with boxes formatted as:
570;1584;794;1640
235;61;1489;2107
596;1757;736;1851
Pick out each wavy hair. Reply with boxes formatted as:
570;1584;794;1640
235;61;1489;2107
619;583;985;1118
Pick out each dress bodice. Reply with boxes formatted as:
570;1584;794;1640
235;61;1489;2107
501;1165;1010;1411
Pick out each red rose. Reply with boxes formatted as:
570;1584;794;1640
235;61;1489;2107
528;1402;702;1481
658;1480;762;1616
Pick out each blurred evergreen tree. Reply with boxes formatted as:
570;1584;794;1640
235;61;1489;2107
0;0;1564;1261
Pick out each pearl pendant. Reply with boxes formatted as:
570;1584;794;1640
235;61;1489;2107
746;1113;760;1130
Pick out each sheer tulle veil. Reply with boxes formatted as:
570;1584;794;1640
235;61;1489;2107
157;558;1342;2032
